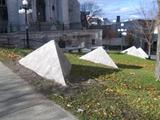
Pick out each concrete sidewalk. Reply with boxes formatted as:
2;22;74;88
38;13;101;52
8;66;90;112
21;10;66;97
0;62;78;120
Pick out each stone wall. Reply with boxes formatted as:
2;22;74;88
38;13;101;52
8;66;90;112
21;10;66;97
0;29;102;49
103;38;130;46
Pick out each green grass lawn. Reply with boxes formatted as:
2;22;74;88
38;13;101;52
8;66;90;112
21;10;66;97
0;48;160;120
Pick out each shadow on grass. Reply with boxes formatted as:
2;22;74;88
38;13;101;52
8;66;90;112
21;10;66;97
108;51;122;54
117;63;143;69
67;52;85;56
69;64;119;83
146;58;156;61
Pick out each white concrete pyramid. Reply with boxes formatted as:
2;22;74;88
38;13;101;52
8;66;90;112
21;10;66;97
137;47;148;59
127;47;142;58
121;46;148;59
80;47;118;69
19;40;71;86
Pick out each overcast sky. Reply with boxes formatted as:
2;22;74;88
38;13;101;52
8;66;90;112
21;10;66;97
78;0;158;21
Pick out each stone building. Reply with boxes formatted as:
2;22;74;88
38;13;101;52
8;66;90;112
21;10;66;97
0;0;81;33
0;0;103;50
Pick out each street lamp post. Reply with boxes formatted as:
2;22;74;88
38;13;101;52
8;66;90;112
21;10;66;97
122;31;127;50
117;23;127;51
19;0;32;49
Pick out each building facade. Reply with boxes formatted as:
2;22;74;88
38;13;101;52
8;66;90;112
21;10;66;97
0;0;81;33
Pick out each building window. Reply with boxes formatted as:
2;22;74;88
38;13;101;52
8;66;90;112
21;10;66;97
0;0;8;33
0;0;8;21
92;39;96;45
36;0;46;22
52;5;55;11
0;0;6;6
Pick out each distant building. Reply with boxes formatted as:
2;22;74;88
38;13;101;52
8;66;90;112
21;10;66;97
103;18;111;25
87;17;112;26
116;16;121;23
0;0;81;33
88;17;103;26
103;18;157;53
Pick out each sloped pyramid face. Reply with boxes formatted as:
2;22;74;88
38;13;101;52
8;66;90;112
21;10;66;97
19;40;71;86
80;47;118;69
121;46;137;53
137;48;148;59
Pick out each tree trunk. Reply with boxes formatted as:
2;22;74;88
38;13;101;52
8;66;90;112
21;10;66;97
156;25;160;80
155;0;160;80
148;43;152;59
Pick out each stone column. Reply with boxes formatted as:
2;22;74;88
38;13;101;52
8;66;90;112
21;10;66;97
45;0;50;22
50;0;57;23
61;0;70;29
31;0;37;22
7;0;22;31
68;0;81;29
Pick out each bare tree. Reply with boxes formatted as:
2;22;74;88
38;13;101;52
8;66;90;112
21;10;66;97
80;0;102;24
132;0;157;59
155;0;160;80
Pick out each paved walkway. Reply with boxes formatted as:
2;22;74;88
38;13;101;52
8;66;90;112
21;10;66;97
0;62;78;120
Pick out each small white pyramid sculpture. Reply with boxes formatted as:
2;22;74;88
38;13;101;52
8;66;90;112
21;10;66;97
127;47;142;58
80;47;118;69
122;46;148;59
19;40;71;86
137;47;148;59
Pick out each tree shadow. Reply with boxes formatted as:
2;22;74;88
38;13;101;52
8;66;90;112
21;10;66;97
66;52;84;56
68;64;119;83
117;63;143;69
146;58;156;61
108;51;122;54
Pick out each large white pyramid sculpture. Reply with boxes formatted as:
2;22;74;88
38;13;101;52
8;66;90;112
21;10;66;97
19;40;71;86
80;47;118;69
137;47;148;59
121;46;148;59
